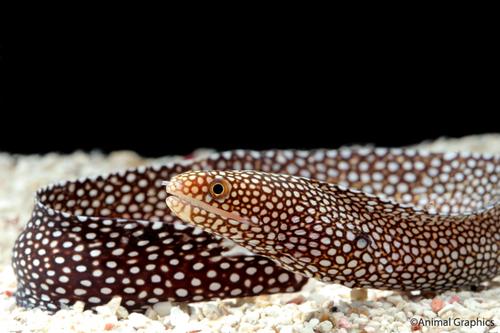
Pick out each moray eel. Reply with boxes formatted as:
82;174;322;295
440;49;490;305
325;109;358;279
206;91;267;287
12;148;499;313
166;149;499;291
11;155;306;312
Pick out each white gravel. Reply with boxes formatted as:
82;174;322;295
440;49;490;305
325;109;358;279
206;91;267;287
1;135;499;333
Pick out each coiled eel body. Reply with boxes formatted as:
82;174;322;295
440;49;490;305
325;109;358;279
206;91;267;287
12;148;499;312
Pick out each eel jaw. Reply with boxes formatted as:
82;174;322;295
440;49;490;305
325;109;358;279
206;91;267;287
165;185;253;228
165;195;194;225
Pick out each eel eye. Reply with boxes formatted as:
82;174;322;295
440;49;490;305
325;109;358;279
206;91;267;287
209;178;231;199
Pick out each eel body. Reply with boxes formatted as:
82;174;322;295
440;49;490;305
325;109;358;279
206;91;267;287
12;148;499;312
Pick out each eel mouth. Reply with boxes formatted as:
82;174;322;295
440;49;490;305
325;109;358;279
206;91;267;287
164;181;253;227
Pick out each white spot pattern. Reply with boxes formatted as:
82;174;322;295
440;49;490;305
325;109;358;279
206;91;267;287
12;154;309;312
166;148;499;294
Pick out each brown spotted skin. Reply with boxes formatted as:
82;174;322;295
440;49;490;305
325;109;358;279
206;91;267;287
166;148;499;292
12;148;499;312
12;160;306;312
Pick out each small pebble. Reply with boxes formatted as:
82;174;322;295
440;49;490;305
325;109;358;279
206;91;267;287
298;327;314;333
411;323;422;331
116;306;129;320
280;325;294;333
128;313;151;328
286;295;306;304
201;302;224;320
72;301;85;313
153;301;173;317
220;326;235;333
393;311;407;322
423;310;436;318
431;297;444;312
316;320;333;333
169;306;190;327
337;317;351;328
96;297;122;316
145;307;158;320
309;318;319;327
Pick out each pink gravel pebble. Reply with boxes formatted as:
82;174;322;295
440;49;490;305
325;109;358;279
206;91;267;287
431;298;444;312
286;295;306;304
338;317;351;328
411;323;422;331
449;295;460;304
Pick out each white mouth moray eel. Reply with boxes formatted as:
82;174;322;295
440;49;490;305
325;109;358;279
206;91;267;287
166;148;499;292
11;148;499;313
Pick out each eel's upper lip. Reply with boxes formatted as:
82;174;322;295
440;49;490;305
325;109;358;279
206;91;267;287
164;179;183;196
164;181;256;226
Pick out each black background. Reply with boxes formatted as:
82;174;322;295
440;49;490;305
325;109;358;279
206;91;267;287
1;24;498;157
